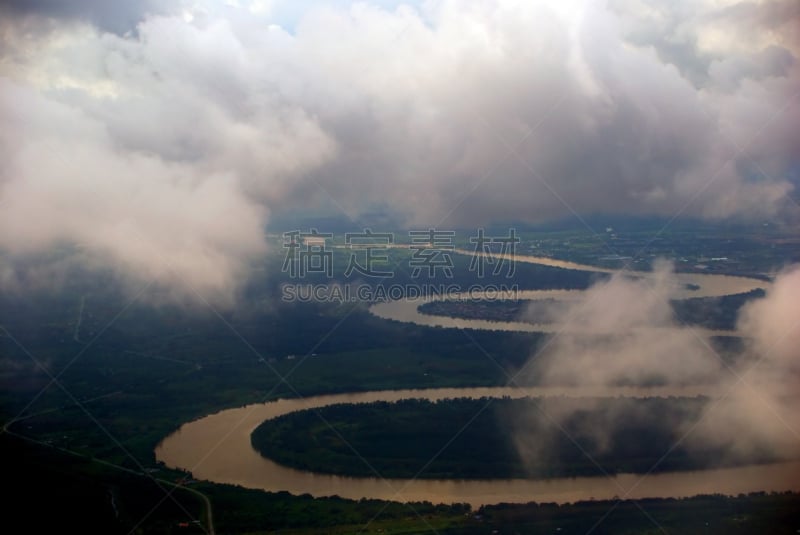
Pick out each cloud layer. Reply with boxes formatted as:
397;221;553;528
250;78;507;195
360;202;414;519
1;0;798;299
514;262;800;475
691;264;800;461
522;261;724;387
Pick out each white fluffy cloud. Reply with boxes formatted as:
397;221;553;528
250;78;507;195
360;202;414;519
0;0;798;300
514;262;800;471
738;264;800;367
687;266;800;461
0;79;273;303
522;261;724;387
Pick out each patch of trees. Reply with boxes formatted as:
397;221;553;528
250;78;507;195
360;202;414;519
474;492;800;535
251;396;779;480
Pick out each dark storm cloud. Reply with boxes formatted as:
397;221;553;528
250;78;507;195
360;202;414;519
268;0;798;226
0;0;179;34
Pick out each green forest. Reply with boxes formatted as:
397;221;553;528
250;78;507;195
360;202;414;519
251;396;783;479
2;226;797;533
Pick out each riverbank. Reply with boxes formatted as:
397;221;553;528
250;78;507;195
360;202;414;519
156;386;800;507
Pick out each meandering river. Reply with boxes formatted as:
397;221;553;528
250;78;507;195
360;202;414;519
370;250;768;335
156;254;800;507
156;386;800;507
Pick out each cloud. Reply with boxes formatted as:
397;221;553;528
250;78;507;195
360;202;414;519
685;265;800;462
521;261;722;387
0;79;275;304
513;262;800;473
737;264;800;367
0;0;181;35
0;0;797;301
0;12;336;303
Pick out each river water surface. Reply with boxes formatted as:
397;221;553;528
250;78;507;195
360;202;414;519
156;386;800;507
156;254;799;507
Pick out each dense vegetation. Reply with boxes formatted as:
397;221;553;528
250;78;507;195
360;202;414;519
7;432;800;534
0;270;548;471
1;433;208;534
471;492;800;535
251;396;777;479
1;222;796;532
670;289;766;330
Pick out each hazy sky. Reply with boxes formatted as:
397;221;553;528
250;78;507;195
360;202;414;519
1;0;798;299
